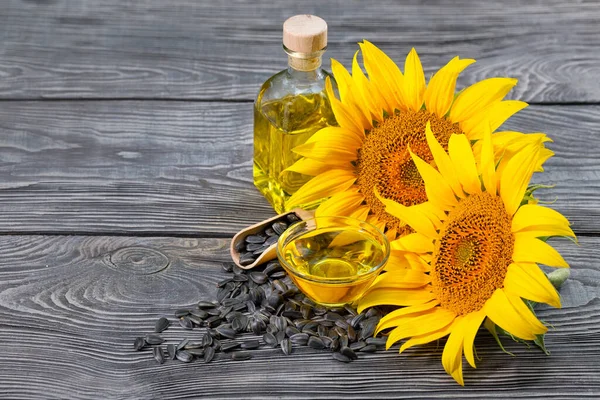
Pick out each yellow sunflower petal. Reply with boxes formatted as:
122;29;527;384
403;253;431;271
424;56;475;117
305;126;364;148
449;77;518;123
513;233;569;268
461;100;528;140
287;168;356;209
512;204;573;233
359;41;400;113
504;262;561;308
403;48;426;112
499;140;540;216
349;205;370;221
425;122;464;198
293;141;358;165
352;51;383;122
315;189;364;218
462;310;486;369
357;287;436;313
506;292;548;333
378;193;438;239
386;308;457;350
484;289;544;340
370;269;431;290
383;250;410;271
409;146;458;211
326;77;365;137
282;157;329;177
331;59;371;129
448;134;481;195
400;320;454;353
441;316;466;386
391;232;435;253
376;300;440;334
385;228;398;242
479;123;497;195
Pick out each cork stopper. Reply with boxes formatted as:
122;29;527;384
283;15;327;54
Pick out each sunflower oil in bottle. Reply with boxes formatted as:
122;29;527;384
253;15;336;213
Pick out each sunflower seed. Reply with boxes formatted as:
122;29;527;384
332;352;352;363
249;271;268;285
251;318;266;335
232;274;249;282
267;294;284;309
270;271;287;279
133;337;145;351
203;346;215;363
263;332;278;347
197;301;218;309
216;326;237;340
366;337;387;347
184;341;203;350
245;242;264;252
190;309;209;319
174;309;190;318
167;344;176;360
221;341;241;352
222;262;236;272
350;340;366;351
232;315;248;332
229;351;252;361
263;262;283;276
265;227;277;236
145;334;165;345
273;279;288;293
264;235;278;247
241;339;260;350
187;348;205;357
347;325;357;341
335;319;349;330
179;316;194;330
273;220;289;235
313;305;327;315
239;252;256;266
281;338;292;355
317;324;328;337
206;316;222;328
340;346;358;360
153;347;165;364
287;213;300;223
212;339;222;351
154;317;170;333
350;313;365;328
359;344;377;353
245;234;267;244
285;326;301;337
289;332;309;346
308;336;325;350
339;335;349;348
176;350;193;363
331;337;340;351
187;315;203;326
360;318;377;340
176;338;189;351
320;336;333;349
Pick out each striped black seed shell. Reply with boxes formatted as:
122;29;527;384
197;301;218;309
350;341;366;351
285;326;300;337
187;315;203;326
320;336;333;349
287;213;300;223
240;339;260;350
145;334;165;345
176;350;193;363
203;347;215;363
308;336;325;350
153;347;165;364
263;332;278;347
332;352;352;363
231;351;253;361
154;317;171;333
346;325;357;341
280;338;292;355
187;348;205;357
359;344;378;352
216;326;237;340
340;346;358;360
245;242;264;252
232;274;249;282
167;344;176;360
220;341;241;352
184;341;203;350
366;337;387;347
245;234;267;244
264;235;278;246
270;271;287;279
179;316;194;330
174;309;191;318
222;262;236;272
176;339;189;351
249;271;268;285
239;252;256;266
272;221;288;235
263;262;283;276
133;337;145;351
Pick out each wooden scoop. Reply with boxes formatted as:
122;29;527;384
230;208;314;270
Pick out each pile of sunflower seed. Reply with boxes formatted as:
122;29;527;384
133;213;387;364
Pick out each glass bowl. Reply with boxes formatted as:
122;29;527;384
276;216;390;307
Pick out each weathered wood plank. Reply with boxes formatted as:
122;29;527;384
0;235;596;399
0;101;597;236
1;0;599;102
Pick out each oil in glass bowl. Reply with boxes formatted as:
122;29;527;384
277;216;389;307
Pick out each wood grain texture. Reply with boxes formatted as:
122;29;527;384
1;0;599;102
0;101;597;236
0;235;597;399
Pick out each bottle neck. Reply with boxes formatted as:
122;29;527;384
284;45;326;72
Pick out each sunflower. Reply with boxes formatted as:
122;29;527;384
285;42;553;239
355;124;575;385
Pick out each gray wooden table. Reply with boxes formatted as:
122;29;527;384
1;1;599;398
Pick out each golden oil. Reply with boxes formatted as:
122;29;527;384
253;15;336;213
253;92;335;213
278;221;389;307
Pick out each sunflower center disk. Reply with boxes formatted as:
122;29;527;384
356;110;461;235
432;192;515;316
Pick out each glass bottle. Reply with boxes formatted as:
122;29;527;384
253;15;336;213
